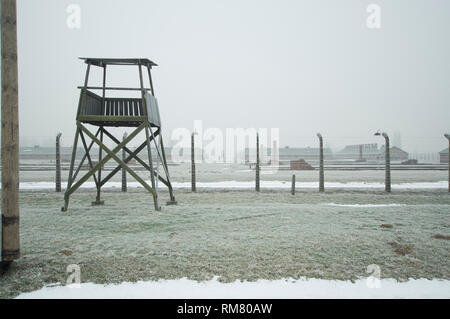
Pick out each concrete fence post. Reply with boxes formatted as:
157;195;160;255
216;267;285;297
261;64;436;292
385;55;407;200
256;133;260;192
384;134;391;193
191;133;196;192
291;175;296;195
317;133;324;192
375;131;391;193
56;133;62;192
445;134;450;192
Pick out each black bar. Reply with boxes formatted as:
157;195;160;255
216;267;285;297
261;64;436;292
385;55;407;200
77;86;151;91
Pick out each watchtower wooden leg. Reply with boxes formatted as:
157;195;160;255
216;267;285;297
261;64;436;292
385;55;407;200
69;124;144;193
100;139;149;186
145;124;160;211
100;136;171;190
80;124;157;196
79;130;99;188
147;126;176;205
158;132;176;204
93;128;105;206
71;128;101;182
122;133;127;192
62;122;169;212
62;127;80;211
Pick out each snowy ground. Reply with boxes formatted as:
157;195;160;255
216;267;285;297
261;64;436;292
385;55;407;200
1;165;449;298
16;277;450;299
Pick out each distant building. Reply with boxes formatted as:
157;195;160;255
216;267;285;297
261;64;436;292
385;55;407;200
290;159;314;170
245;146;333;164
440;148;449;164
278;147;333;161
379;146;409;162
335;143;409;162
336;143;379;161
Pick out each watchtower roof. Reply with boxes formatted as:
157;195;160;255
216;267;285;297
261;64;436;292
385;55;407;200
79;57;158;68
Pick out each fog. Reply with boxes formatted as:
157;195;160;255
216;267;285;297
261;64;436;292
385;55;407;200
15;0;450;153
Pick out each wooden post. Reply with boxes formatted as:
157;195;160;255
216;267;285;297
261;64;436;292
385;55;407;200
122;132;128;192
1;0;20;263
92;66;107;206
375;131;391;193
256;133;260;192
191;133;196;192
56;133;62;192
92;129;105;205
445;134;450;192
291;175;296;195
384;133;391;193
147;64;176;205
139;64;160;211
317;133;324;192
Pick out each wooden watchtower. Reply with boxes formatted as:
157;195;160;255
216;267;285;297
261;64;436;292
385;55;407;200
61;58;176;212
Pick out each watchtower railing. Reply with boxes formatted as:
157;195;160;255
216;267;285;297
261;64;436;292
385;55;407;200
79;90;102;116
104;98;144;116
78;90;144;117
77;90;160;128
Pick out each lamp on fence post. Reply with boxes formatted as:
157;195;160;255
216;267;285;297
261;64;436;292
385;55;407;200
56;133;62;192
317;133;324;193
375;131;391;193
445;134;450;193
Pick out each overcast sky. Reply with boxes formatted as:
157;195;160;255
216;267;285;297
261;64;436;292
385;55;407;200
15;0;450;152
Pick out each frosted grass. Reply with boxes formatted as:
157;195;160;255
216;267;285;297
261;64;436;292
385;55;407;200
1;190;449;298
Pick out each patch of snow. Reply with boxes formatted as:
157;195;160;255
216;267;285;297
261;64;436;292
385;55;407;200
16;277;450;299
325;203;406;208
